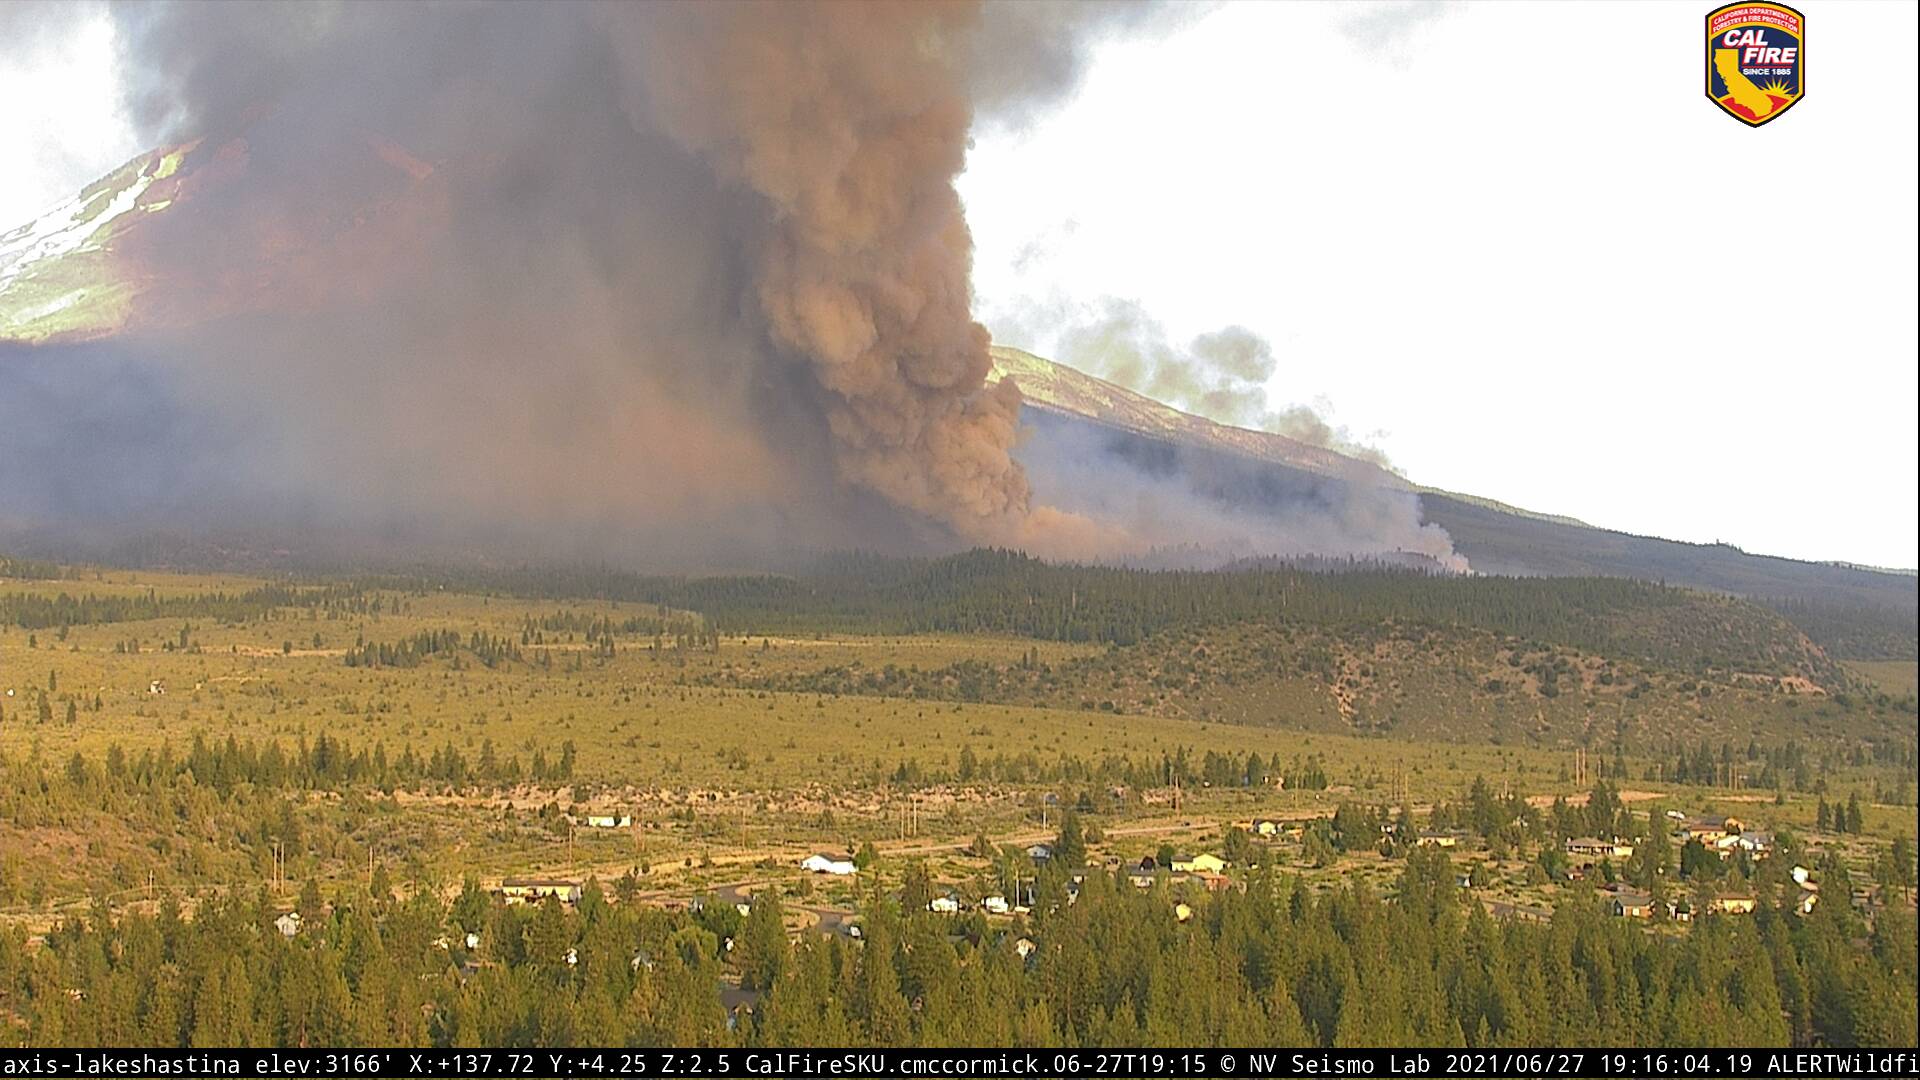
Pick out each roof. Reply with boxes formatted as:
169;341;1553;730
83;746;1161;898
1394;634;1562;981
501;877;581;888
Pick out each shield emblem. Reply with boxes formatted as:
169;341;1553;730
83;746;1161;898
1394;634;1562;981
1706;3;1804;127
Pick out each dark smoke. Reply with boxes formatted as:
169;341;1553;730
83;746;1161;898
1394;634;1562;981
4;1;1453;573
1;1;1162;566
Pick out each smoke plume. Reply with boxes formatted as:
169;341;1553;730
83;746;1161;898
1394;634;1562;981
2;1;1451;573
1;1;1161;565
1031;296;1400;471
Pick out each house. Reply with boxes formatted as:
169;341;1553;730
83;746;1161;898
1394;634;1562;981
1610;890;1657;919
1170;853;1226;874
1194;871;1233;893
1730;831;1774;857
928;893;961;914
1026;844;1054;863
1173;902;1194;922
1417;830;1469;849
1708;892;1757;915
1128;873;1156;890
1250;819;1284;838
1566;837;1636;860
982;895;1010;915
800;854;857;876
274;911;302;937
148;680;166;695
500;878;583;904
1680;816;1741;843
1013;937;1037;960
1136;855;1161;873
1790;865;1814;886
1793;888;1819;915
584;814;632;829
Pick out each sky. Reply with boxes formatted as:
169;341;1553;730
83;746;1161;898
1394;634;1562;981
959;0;1920;570
2;1;1915;570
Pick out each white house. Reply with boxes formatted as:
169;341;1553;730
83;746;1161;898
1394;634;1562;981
928;894;961;914
982;895;1010;915
274;911;302;937
1566;837;1636;860
801;853;857;876
585;814;632;829
500;878;583;904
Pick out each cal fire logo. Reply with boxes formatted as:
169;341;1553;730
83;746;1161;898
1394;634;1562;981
1706;3;1804;126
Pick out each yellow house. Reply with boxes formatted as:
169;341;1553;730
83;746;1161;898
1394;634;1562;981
1171;853;1227;874
1708;893;1757;915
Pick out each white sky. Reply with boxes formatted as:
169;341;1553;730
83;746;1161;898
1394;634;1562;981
0;3;140;221
3;1;1914;569
961;0;1919;570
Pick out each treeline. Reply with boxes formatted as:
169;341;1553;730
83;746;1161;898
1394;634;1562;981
2;732;579;811
522;609;708;642
0;552;63;579
0;583;374;631
6;848;1913;1048
357;550;1839;680
344;629;523;669
930;746;1328;793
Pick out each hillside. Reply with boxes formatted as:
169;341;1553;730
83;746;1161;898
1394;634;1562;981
992;348;1917;660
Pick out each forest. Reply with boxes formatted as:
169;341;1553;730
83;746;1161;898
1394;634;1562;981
7;846;1913;1049
1;552;1913;1053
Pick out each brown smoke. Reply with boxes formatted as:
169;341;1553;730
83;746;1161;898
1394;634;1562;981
76;0;1161;560
605;2;1030;538
0;1;1176;564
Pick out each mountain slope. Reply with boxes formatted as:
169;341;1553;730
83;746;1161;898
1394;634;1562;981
989;347;1916;659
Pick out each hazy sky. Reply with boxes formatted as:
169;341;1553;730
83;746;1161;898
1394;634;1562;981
3;1;1915;569
961;0;1919;570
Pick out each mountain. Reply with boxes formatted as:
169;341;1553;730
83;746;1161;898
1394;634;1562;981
2;144;1913;659
987;346;1915;660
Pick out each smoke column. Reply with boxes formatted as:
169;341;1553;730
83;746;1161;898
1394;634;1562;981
606;3;1029;537
0;1;1162;564
2;0;1449;571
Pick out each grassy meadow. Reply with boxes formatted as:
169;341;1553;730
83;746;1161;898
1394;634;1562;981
1;565;1912;925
